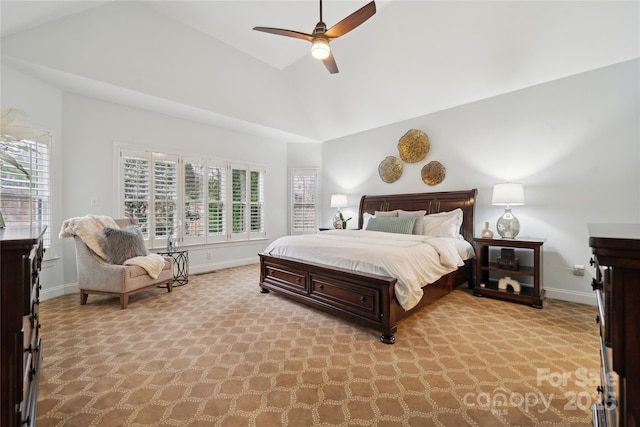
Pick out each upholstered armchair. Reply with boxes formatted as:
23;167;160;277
73;218;174;309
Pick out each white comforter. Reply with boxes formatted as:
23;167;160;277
264;229;475;311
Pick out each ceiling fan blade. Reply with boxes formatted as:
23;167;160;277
322;51;339;74
324;1;376;39
253;27;313;42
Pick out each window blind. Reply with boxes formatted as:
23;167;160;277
123;153;150;237
118;145;265;246
208;162;226;241
152;154;178;246
0;139;51;247
183;158;205;242
290;169;318;234
250;167;265;238
231;166;247;236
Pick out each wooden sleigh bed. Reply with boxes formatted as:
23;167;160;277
259;189;477;344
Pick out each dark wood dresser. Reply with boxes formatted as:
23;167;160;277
588;223;640;427
1;225;46;427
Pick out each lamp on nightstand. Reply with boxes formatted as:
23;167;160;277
330;194;349;229
492;183;525;239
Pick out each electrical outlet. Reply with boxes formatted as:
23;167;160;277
573;264;585;276
206;252;212;260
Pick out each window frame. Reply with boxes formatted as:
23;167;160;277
289;168;319;235
117;144;266;248
0;136;52;249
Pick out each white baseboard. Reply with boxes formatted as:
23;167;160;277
41;258;260;302
189;257;258;275
545;287;596;306
40;284;70;302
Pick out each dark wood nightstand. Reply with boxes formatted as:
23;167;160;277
473;237;546;308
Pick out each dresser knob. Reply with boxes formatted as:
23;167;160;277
318;284;324;290
296;277;301;283
360;296;366;303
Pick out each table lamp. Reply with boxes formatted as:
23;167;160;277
492;183;524;238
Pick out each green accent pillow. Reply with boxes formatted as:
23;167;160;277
102;226;149;264
365;216;417;235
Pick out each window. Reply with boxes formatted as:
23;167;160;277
183;157;205;243
118;145;266;248
0;138;51;247
207;161;226;242
290;168;318;234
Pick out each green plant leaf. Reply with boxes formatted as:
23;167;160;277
0;149;31;178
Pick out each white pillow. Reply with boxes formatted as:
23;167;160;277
398;209;427;235
362;212;374;229
422;208;463;238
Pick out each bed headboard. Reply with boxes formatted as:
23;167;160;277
358;189;477;244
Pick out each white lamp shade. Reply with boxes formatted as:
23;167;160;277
492;183;525;206
311;38;331;60
330;194;347;208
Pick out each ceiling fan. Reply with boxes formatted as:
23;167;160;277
253;0;376;74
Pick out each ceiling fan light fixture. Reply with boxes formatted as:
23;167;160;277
311;38;330;60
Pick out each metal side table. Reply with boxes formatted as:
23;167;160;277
157;249;189;286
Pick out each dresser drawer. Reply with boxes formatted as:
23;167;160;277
263;264;308;295
310;275;381;321
596;335;619;426
594;289;606;342
22;338;41;427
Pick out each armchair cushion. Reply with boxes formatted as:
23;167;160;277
103;225;148;264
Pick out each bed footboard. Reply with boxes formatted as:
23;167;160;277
259;254;399;344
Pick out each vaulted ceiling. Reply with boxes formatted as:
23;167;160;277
1;1;638;143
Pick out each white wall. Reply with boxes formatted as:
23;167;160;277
1;64;66;297
321;59;640;304
2;63;295;300
4;57;637;305
1;1;318;141
59;93;291;285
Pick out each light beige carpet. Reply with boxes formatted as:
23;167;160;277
37;264;599;426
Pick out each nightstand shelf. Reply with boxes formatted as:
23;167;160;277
485;262;535;276
474;237;545;308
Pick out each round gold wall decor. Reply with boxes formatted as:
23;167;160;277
378;156;403;183
421;161;446;186
397;129;430;163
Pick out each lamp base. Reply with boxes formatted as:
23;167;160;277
496;208;520;239
333;211;344;229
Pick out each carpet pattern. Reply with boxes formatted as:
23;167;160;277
37;264;599;426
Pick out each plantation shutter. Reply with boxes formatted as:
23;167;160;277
249;166;266;239
290;169;318;234
182;157;206;245
152;153;178;248
207;160;226;242
230;164;247;240
118;144;266;246
0;138;51;248
122;150;151;238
